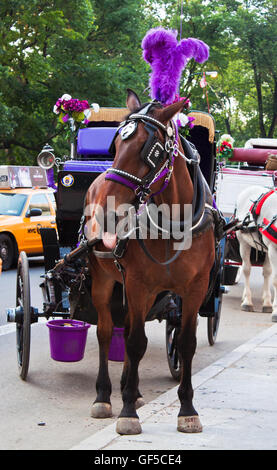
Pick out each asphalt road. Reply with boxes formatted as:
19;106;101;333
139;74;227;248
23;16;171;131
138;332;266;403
0;259;274;450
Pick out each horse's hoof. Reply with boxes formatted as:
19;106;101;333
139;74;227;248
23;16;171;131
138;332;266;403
135;397;145;409
116;417;142;435
241;304;254;312
91;402;112;418
271;313;277;322
262;306;273;313
177;415;203;433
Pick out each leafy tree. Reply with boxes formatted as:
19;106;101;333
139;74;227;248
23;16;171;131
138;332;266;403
225;0;277;138
0;0;150;163
1;0;277;163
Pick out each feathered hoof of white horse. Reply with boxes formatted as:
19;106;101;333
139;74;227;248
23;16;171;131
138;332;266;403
271;312;277;322
262;306;273;313
116;417;142;435
241;304;254;312
91;402;112;418
135;397;145;409
177;415;203;433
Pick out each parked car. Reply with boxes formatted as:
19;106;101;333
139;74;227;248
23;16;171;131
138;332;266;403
0;187;57;270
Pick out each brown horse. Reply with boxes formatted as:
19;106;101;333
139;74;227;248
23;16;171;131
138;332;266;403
85;89;215;435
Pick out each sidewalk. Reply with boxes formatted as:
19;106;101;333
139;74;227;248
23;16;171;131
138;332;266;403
72;323;277;451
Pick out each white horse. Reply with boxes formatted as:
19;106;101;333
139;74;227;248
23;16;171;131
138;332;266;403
235;185;277;321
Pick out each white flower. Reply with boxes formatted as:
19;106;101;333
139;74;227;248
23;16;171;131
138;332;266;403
173;113;189;127
178;113;189;127
84;109;91;119
53;105;60;115
91;103;100;113
61;94;72;101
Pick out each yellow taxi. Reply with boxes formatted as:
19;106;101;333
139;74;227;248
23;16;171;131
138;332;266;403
0;180;57;270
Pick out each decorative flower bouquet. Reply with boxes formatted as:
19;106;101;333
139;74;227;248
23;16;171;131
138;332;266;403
53;94;99;156
217;134;234;162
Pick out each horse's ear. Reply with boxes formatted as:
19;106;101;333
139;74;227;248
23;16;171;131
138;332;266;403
126;89;141;112
156;100;187;124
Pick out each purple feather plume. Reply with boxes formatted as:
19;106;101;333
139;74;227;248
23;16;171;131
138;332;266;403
141;27;209;105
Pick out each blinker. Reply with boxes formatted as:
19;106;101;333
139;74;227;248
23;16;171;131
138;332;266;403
108;120;138;156
140;122;165;169
120;121;138;140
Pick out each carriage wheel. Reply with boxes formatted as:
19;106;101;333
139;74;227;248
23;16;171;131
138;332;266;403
207;261;225;346
16;252;31;380
207;238;226;346
207;291;222;346
165;320;181;381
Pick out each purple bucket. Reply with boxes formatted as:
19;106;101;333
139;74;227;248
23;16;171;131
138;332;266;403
46;319;91;362
108;327;125;362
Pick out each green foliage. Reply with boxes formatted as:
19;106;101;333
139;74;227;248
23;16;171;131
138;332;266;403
0;0;277;164
0;0;149;163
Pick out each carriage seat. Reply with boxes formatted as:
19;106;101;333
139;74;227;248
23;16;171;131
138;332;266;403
77;127;117;156
63;127;118;172
230;148;277;166
63;160;113;172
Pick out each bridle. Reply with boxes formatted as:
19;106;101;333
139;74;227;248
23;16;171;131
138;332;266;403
105;104;179;203
89;99;221;287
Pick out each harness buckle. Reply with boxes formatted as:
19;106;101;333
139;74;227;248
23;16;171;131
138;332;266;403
165;164;174;182
135;185;151;197
165;139;174;153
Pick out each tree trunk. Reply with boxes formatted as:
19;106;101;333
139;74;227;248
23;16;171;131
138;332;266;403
224;118;232;136
253;66;266;137
268;77;277;138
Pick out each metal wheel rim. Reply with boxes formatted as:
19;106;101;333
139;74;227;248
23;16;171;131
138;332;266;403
166;321;181;381
207;269;223;346
16;252;31;380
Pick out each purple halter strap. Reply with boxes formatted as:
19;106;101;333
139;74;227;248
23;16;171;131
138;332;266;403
105;172;139;192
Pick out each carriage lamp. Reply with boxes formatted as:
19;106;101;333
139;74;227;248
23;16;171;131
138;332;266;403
37;143;56;170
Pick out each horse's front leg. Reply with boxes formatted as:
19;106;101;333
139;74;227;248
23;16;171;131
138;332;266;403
90;275;115;419
120;320;145;410
237;234;254;311
262;253;273;313
268;244;277;322
116;286;154;435
177;281;209;434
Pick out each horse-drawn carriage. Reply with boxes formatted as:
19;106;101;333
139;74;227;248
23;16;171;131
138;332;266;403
216;139;277;274
216;138;277;320
6;103;228;386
